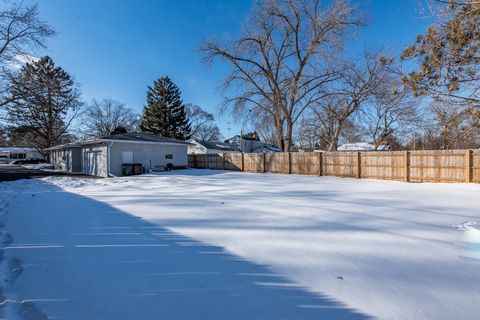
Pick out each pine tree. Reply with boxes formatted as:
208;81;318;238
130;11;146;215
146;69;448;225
139;76;191;140
7;56;82;150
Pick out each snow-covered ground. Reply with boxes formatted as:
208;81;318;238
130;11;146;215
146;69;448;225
1;170;479;319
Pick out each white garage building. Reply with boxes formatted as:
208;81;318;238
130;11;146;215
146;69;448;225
47;132;190;177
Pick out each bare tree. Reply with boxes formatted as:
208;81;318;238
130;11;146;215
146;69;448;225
295;116;321;150
311;52;385;151
185;103;222;142
361;77;419;150
430;103;480;149
253;110;280;145
0;2;55;106
82;99;139;138
201;0;364;151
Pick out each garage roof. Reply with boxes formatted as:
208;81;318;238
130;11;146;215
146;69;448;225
100;132;191;145
45;132;191;151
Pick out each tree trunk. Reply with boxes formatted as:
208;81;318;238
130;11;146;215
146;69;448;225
284;118;293;152
273;114;285;152
327;125;343;151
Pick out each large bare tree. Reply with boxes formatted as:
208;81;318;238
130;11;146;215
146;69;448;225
201;0;363;151
81;99;139;138
360;72;419;150
185;104;222;142
0;2;55;106
310;51;385;150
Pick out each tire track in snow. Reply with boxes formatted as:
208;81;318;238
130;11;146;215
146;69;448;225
0;184;47;320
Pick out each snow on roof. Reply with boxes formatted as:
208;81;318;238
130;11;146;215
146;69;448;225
0;146;38;153
189;139;238;151
337;143;389;151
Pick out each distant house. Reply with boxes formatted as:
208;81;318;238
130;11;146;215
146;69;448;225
224;132;279;153
46;132;191;177
337;142;390;151
187;139;238;154
0;147;44;160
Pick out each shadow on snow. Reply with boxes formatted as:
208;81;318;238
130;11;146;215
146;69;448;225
2;179;372;320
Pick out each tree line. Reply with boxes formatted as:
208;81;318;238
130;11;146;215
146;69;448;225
202;0;480;151
0;1;478;153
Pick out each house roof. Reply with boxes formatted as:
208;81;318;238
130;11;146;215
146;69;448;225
45;132;191;151
337;142;389;151
100;132;191;145
0;146;39;153
190;139;238;151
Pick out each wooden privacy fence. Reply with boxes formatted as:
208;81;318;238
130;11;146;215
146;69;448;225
188;150;480;183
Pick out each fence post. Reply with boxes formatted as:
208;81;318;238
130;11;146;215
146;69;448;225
207;154;210;170
466;149;472;183
356;151;361;179
262;152;266;173
221;153;225;170
318;152;323;176
404;151;410;182
288;152;292;174
241;152;244;172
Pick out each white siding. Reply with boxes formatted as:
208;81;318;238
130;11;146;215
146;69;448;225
109;142;188;177
82;144;108;177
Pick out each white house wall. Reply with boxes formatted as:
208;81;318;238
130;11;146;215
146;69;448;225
109;142;188;177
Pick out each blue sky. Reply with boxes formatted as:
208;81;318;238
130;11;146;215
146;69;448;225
29;0;431;138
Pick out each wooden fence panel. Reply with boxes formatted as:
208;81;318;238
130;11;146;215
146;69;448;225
265;153;289;173
472;150;480;183
188;149;478;184
291;152;319;175
360;151;405;181
409;150;466;182
322;152;356;178
243;153;263;173
223;153;242;171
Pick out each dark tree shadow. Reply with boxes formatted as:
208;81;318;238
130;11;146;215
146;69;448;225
2;179;372;320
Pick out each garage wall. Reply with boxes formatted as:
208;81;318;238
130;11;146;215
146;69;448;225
50;149;62;169
82;144;108;177
109;142;188;177
50;148;80;172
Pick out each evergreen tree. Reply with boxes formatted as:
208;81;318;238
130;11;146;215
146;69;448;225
401;1;480;106
140;76;191;140
6;56;82;150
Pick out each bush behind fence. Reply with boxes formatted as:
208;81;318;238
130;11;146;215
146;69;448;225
188;150;480;183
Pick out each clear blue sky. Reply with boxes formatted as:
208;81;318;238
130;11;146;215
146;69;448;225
30;0;431;138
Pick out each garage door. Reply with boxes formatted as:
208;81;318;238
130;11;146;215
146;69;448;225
83;151;100;176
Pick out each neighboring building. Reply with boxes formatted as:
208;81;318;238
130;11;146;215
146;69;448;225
224;133;279;153
187;139;238;154
337;142;390;151
46;132;191;177
0;147;44;160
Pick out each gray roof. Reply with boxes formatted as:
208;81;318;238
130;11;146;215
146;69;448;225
192;139;238;151
45;132;191;151
100;132;191;145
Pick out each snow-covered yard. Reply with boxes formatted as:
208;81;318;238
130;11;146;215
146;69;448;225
1;169;479;319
